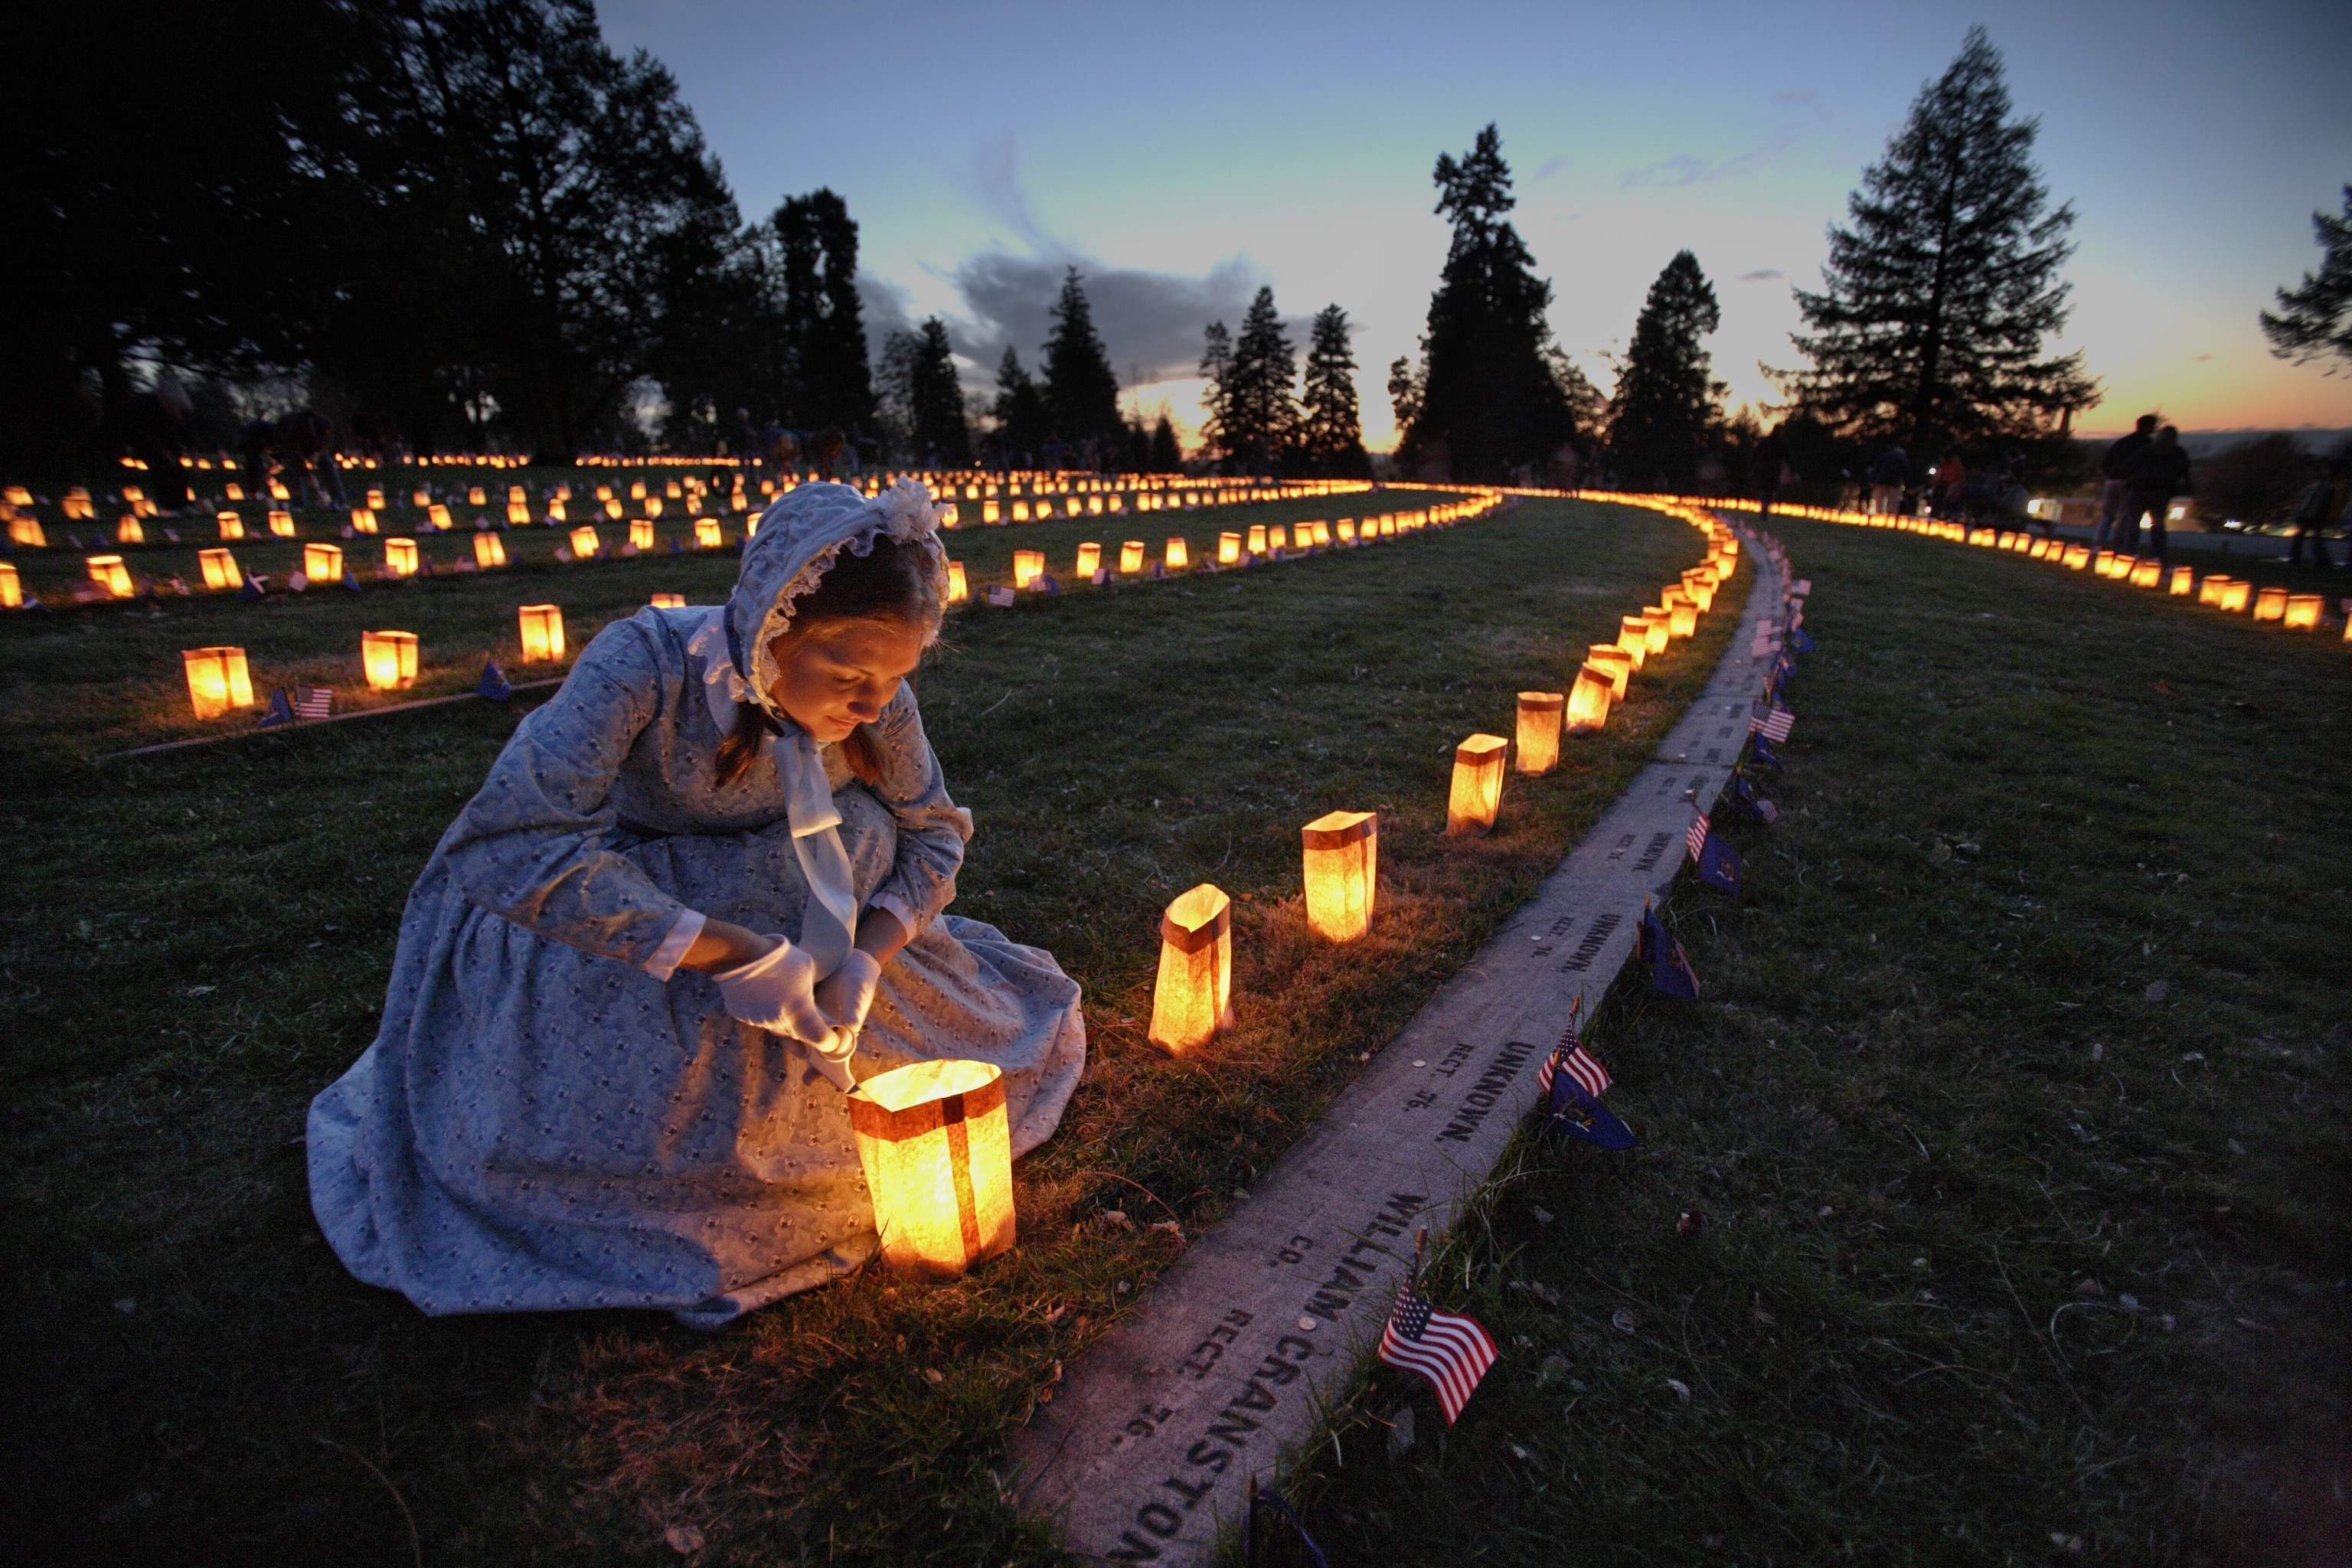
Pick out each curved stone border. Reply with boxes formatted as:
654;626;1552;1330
1006;516;1784;1564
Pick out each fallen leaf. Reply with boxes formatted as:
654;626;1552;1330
1539;1354;1569;1383
1611;1307;1637;1333
2075;1279;2104;1298
1386;1404;1416;1457
1677;1209;1705;1236
1665;1378;1692;1405
664;1524;705;1554
185;985;216;998
2145;980;2171;1002
1099;1210;1132;1230
923;1367;945;1384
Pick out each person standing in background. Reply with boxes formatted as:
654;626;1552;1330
1753;424;1792;516
2285;457;2343;569
2117;425;2191;564
1869;446;1908;515
2096;414;2158;550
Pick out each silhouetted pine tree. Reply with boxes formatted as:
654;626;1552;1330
2262;185;2352;371
774;188;873;433
991;348;1050;466
1148;413;1183;472
907;317;969;466
1197;321;1233;463
1607;251;1725;489
1040;267;1123;459
1221;286;1298;475
1396;125;1575;481
1297;304;1368;476
1785;28;2093;450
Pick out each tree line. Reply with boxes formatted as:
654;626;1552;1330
27;12;2290;497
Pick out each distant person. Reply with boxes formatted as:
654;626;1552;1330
1754;424;1792;515
118;378;195;510
810;426;846;481
2095;413;2158;550
1869;446;1908;514
2116;425;2191;562
279;410;348;509
2286;457;2344;569
1931;452;1968;519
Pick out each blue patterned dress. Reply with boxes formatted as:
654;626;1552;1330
306;594;1086;1325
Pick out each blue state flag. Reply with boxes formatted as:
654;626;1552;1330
1640;906;1701;999
1749;733;1783;773
1547;1074;1638;1151
1791;626;1815;652
1697;832;1743;894
255;688;295;729
477;659;513;701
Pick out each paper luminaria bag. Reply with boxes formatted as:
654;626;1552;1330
1300;810;1377;942
848;1058;1017;1281
1148;884;1233;1053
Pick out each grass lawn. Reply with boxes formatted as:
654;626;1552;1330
1266;513;2350;1566
2;475;1402;763
1;495;1737;1565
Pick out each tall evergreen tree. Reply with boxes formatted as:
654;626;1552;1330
1221;286;1298;475
1297;303;1368;476
1148;413;1183;472
2262;185;2352;371
990;348;1050;466
907;317;970;466
1197;322;1233;463
1785;28;2094;452
1387;355;1425;445
1607;251;1726;489
774;187;873;435
1396;125;1576;480
1040;267;1123;460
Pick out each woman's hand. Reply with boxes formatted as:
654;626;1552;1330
710;936;831;1044
813;949;881;1037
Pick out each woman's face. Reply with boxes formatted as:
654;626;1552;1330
765;616;924;743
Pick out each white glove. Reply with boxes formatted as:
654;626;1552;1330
713;937;829;1044
814;949;882;1038
802;1027;860;1094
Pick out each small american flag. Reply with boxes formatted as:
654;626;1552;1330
1686;810;1712;864
1379;1262;1497;1426
1750;707;1794;743
1537;1034;1611;1100
292;687;333;721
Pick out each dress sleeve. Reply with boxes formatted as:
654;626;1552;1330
435;617;694;966
861;682;972;935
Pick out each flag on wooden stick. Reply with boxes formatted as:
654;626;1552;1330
1377;1233;1497;1426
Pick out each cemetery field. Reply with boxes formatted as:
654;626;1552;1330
0;479;1385;763
1;495;1740;1566
1275;513;2352;1566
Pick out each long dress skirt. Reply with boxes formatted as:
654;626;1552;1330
307;786;1086;1325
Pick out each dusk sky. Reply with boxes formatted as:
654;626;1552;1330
603;0;2352;451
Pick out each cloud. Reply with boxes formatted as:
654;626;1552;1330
858;272;916;343
930;133;1275;387
1532;154;1569;181
949;132;1063;254
1619;90;1831;188
1735;269;1785;283
949;252;1269;387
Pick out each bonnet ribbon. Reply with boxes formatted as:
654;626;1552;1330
714;612;859;975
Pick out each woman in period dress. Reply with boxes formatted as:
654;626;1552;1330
307;480;1085;1326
